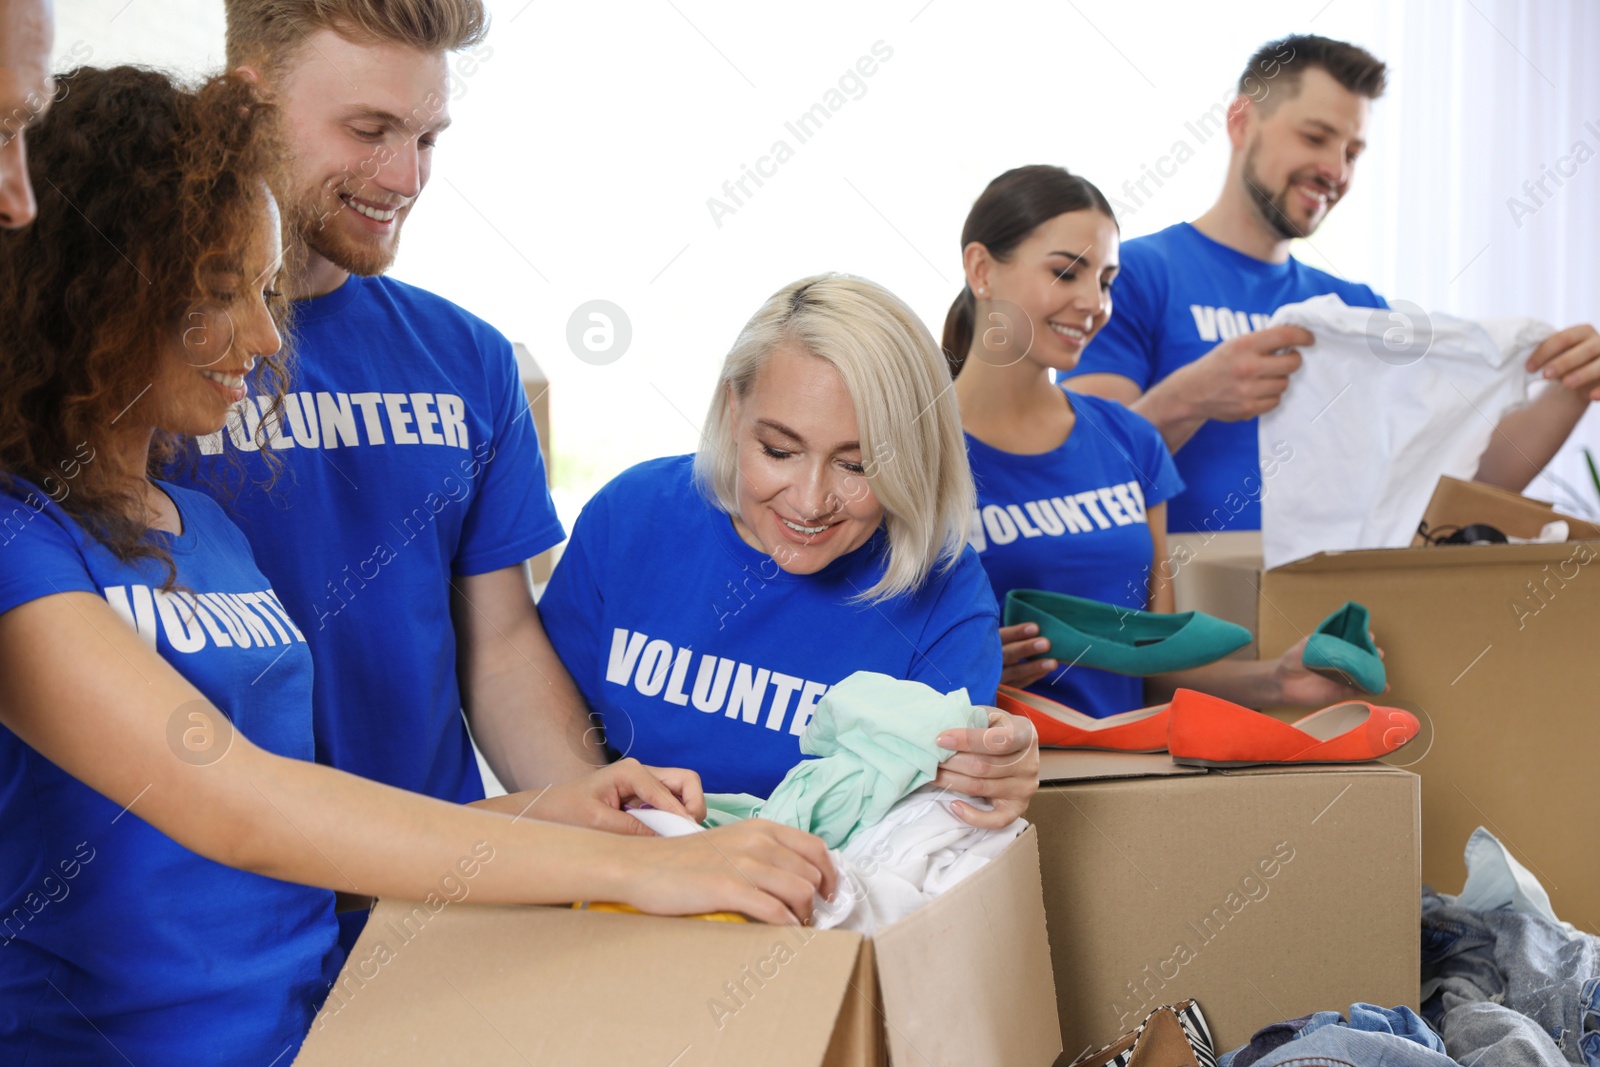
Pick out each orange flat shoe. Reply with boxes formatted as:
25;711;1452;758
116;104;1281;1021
996;685;1170;752
1167;688;1420;768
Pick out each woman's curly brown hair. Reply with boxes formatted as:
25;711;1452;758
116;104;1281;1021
0;66;295;586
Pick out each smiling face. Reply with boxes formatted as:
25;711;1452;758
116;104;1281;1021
149;195;285;437
971;209;1120;374
0;0;53;229
1237;66;1370;239
269;28;450;278
727;345;885;574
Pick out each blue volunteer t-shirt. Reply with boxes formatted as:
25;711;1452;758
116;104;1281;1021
539;455;1001;797
966;393;1185;718
0;479;341;1064
1061;222;1386;533
170;274;565;806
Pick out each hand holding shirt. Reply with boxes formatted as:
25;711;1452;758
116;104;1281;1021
1061;222;1386;533
1258;294;1552;567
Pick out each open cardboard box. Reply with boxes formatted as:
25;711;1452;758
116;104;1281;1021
1411;475;1600;545
295;826;1061;1067
1179;475;1600;930
1033;752;1420;1061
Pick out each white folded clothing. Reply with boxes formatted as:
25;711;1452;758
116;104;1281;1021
810;785;1025;933
626;788;1024;934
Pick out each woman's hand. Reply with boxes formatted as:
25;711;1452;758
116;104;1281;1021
474;758;706;836
619;820;836;925
933;709;1039;828
1000;622;1057;688
1273;633;1387;707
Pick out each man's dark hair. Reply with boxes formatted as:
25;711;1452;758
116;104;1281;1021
1239;34;1387;108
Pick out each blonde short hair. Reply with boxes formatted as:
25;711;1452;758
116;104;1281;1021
695;274;975;604
224;0;488;71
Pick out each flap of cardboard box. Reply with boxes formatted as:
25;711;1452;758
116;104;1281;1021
296;898;867;1066
1214;761;1415;780
1411;475;1600;545
872;825;1060;1066
1040;750;1207;784
1272;539;1590;574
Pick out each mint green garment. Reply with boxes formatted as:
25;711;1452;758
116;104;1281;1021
703;671;988;847
701;794;763;829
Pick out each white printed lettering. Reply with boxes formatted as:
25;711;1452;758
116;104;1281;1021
764;673;804;731
318;392;360;448
605;629;648;685
383;394;419;445
726;665;772;724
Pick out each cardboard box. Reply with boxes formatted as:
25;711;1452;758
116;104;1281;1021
295;827;1061;1067
514;341;556;584
1167;531;1266;655
1177;483;1600;929
1255;540;1600;930
1411;475;1600;545
1033;752;1420;1061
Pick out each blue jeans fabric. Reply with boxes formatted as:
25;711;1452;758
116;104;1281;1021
1423;888;1600;1066
1220;1003;1446;1067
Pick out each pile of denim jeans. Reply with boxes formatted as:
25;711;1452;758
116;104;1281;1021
1216;829;1600;1067
1421;887;1599;1063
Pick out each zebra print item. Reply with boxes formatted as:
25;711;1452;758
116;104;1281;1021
1074;999;1218;1067
1176;1000;1218;1067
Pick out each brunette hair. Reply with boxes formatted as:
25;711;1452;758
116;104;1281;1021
1239;34;1387;110
0;65;293;585
943;165;1116;376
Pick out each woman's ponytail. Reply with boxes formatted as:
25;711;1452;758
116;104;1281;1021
942;285;977;378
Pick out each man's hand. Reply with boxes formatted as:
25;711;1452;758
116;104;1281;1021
933;710;1040;828
1165;324;1314;422
474;758;706;836
1527;324;1600;401
1478;323;1600;491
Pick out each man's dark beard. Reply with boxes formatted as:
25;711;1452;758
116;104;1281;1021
1241;146;1319;241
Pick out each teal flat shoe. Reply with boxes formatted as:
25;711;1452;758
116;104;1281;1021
1301;601;1386;694
1003;589;1252;676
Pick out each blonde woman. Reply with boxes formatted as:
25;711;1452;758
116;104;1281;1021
540;275;1038;827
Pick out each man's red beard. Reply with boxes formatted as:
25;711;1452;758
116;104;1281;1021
291;185;402;277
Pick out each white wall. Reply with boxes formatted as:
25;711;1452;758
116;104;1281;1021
56;0;226;74
55;0;1600;516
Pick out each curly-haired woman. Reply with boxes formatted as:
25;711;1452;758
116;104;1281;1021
0;66;831;1064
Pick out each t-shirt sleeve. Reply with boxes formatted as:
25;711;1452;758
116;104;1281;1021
1062;245;1165;390
536;492;609;709
453;332;567;577
906;552;1002;706
0;490;99;617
